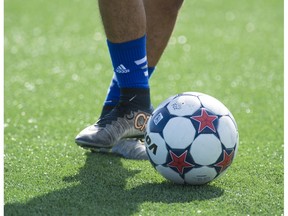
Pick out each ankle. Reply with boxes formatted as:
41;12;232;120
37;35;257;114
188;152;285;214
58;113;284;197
100;105;115;118
120;88;151;109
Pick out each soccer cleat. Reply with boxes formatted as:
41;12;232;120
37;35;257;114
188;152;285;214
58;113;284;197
75;101;152;149
90;138;148;160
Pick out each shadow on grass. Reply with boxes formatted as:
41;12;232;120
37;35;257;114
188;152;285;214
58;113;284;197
5;152;224;215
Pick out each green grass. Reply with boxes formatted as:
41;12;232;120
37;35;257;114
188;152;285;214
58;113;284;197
4;0;284;215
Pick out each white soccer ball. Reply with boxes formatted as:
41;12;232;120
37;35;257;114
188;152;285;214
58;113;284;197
145;92;239;185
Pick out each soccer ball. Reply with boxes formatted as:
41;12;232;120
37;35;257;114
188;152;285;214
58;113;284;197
144;92;239;185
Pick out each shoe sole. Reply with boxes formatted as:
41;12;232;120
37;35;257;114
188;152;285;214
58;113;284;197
78;138;148;160
75;133;145;149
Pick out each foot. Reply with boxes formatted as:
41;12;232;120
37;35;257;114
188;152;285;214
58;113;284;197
75;101;152;149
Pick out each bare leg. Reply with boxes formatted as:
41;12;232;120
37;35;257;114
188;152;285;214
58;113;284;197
98;0;146;43
98;0;183;62
144;0;184;67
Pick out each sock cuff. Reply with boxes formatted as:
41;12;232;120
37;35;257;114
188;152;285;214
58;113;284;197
107;35;146;49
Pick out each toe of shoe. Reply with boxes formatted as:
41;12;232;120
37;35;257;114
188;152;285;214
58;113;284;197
75;125;97;145
75;125;114;148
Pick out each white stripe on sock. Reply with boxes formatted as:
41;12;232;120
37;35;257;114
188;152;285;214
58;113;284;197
135;56;147;65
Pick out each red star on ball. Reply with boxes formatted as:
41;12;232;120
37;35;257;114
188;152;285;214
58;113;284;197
191;109;218;133
167;150;194;174
215;150;234;173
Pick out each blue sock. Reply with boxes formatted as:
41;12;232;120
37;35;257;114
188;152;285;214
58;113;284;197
103;74;120;107
148;66;155;78
107;35;149;89
104;67;155;106
101;67;155;117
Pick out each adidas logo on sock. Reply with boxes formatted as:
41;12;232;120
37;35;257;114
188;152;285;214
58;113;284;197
115;64;130;74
